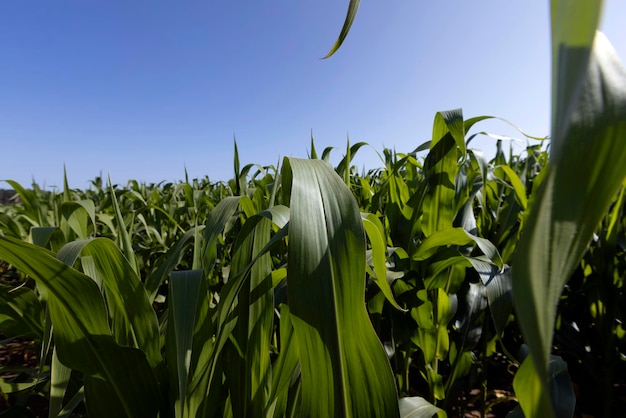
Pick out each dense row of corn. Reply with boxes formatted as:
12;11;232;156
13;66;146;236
1;115;625;416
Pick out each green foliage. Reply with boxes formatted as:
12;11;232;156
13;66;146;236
1;1;625;417
511;1;626;416
1;111;624;416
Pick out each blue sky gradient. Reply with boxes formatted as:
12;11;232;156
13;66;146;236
2;1;625;188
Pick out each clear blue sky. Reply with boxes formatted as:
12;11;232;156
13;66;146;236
2;1;625;189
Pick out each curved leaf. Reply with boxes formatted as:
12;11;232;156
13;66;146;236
56;238;162;369
398;396;446;418
283;157;399;417
323;0;360;59
0;237;160;418
422;110;465;237
362;213;405;311
513;10;626;417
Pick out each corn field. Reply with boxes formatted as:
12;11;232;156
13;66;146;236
1;1;626;417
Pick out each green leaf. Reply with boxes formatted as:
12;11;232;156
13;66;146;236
145;226;200;302
282;157;400;417
323;0;360;59
31;226;64;251
412;227;501;266
2;180;46;226
56;387;85;418
398;396;446;418
422;110;465;237
0;237;160;418
483;266;513;339
310;130;318;159
169;270;203;417
49;347;72;418
0;212;26;239
362;213;405;311
108;177;140;276
202;196;242;279
225;212;275;418
265;304;300;418
61;200;96;239
511;349;575;418
454;282;487;352
56;238;162;369
511;355;546;418
201;220;289;417
497;165;528;210
336;140;368;185
513;6;626;416
0;285;43;339
0;380;43;394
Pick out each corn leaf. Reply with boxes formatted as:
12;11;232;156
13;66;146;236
56;238;162;369
323;0;360;59
362;213;405;311
108;177;140;275
512;1;626;416
0;285;43;339
225;213;274;418
202;196;242;278
398;396;446;418
61;200;96;240
48;347;71;418
0;236;161;418
265;304;300;418
422;110;465;237
145;226;199;302
282;157;399;417
169;269;203;417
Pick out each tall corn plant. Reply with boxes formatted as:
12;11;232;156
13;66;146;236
510;2;626;416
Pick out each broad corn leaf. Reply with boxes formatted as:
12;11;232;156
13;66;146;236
61;200;96;240
398;396;446;418
412;227;501;265
169;270;203;417
422;110;465;237
282;157;399;417
56;238;162;369
512;2;626;416
0;237;161;418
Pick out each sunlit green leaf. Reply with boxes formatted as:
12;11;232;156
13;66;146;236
283;157;399;417
0;237;161;418
323;0;360;59
362;213;405;311
513;5;626;416
398;396;446;418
